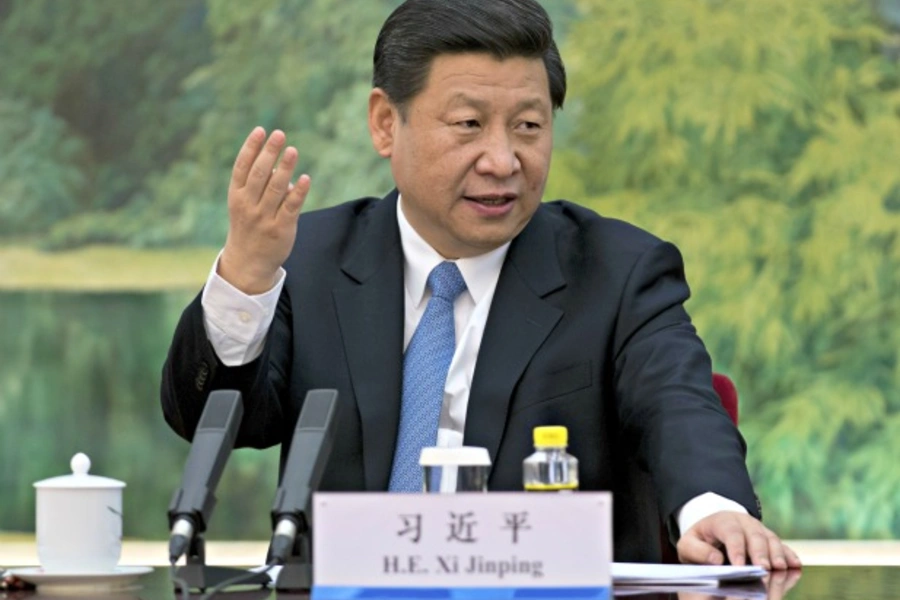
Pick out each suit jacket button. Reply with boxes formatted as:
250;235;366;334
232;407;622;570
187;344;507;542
195;361;209;391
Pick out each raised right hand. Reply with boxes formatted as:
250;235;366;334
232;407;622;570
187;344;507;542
219;127;311;295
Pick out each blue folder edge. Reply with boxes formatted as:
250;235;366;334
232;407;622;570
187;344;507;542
312;586;610;600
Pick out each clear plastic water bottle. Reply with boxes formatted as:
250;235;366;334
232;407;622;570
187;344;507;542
522;426;579;492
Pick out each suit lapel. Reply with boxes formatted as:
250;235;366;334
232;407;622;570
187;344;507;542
332;192;405;491
464;208;566;468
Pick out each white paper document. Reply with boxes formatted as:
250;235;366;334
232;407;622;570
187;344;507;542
612;562;767;586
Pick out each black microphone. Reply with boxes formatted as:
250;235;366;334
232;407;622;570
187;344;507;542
269;389;339;564
167;389;244;564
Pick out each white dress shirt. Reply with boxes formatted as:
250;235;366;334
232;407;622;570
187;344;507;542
200;196;747;536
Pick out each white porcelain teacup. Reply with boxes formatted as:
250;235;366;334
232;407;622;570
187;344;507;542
34;453;125;573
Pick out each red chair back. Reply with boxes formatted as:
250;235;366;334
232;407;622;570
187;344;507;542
712;372;738;425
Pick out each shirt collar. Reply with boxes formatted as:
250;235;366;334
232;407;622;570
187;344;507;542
397;195;509;308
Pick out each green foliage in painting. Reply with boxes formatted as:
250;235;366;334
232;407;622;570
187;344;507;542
0;0;211;246
550;0;900;538
0;100;87;235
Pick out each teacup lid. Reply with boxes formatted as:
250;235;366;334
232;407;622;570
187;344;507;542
33;453;126;489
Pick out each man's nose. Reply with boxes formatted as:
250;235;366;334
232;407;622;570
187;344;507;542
475;130;521;178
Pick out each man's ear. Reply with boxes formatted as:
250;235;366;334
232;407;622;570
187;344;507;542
369;88;398;158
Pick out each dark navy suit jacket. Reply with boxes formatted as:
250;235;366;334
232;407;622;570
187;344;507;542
161;191;759;561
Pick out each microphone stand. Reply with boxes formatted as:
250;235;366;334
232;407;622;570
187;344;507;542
272;527;313;591
174;533;271;592
166;390;270;592
270;389;340;592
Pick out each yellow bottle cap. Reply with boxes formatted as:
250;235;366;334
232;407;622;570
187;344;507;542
533;425;568;447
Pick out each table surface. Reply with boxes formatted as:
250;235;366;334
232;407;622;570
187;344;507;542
2;565;899;600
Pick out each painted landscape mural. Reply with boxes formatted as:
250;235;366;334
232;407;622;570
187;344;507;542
2;0;900;541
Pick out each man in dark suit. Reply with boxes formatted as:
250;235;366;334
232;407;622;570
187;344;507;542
162;0;800;568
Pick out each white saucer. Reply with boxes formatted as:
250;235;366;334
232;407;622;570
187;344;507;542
6;565;153;593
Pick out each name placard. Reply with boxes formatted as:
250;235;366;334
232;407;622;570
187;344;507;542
312;492;611;598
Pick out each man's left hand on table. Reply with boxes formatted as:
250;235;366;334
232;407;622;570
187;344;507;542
678;511;803;570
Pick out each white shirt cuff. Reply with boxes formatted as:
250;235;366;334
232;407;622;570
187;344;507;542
677;492;749;537
201;251;286;366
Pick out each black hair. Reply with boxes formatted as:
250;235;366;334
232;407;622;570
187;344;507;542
373;0;566;116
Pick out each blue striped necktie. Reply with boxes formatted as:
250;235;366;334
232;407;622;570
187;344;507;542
388;261;467;492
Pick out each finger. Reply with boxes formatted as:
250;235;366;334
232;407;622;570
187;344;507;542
783;543;802;569
259;145;299;215
741;526;772;570
765;531;788;570
721;527;749;567
231;127;267;188
244;130;287;201
280;174;311;218
678;534;725;566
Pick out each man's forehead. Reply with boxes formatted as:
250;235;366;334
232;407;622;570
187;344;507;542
421;53;551;100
